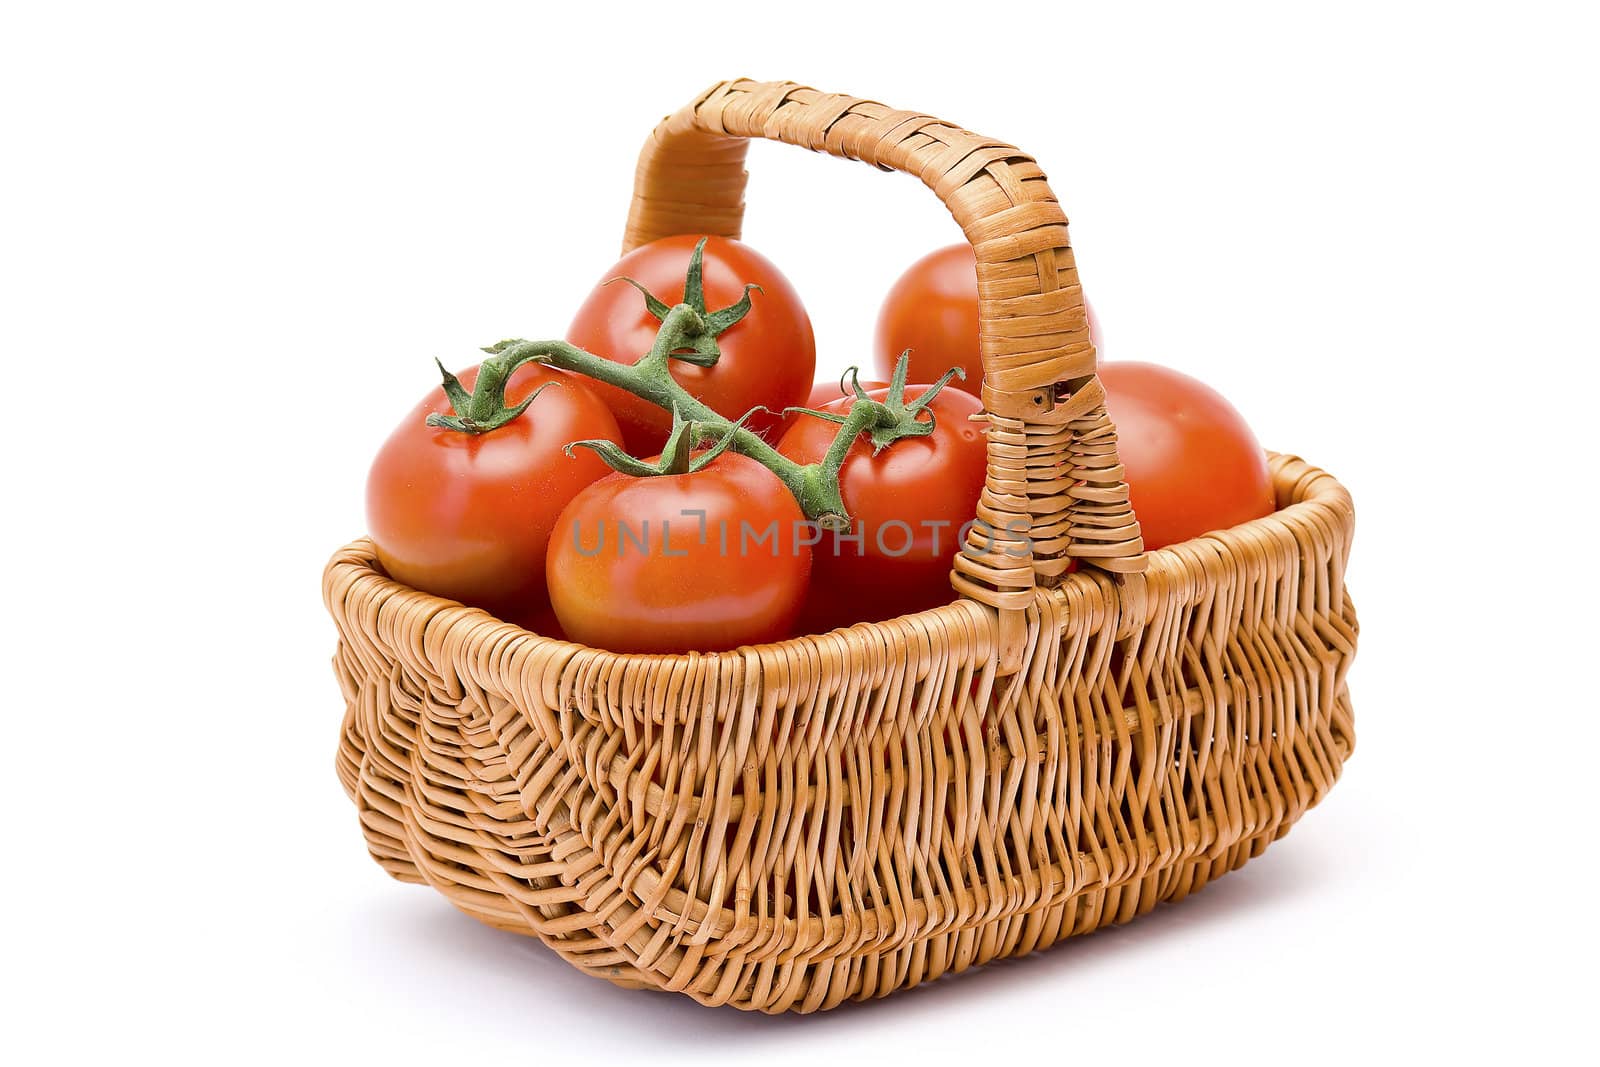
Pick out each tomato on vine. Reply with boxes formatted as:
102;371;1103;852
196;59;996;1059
546;416;811;652
366;360;620;624
777;363;986;630
467;250;997;648
568;235;815;451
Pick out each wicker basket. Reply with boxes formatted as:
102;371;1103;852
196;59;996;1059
327;79;1357;1013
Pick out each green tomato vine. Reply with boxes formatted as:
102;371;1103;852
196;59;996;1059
425;238;966;529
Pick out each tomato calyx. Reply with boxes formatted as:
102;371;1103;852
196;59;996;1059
783;354;967;454
608;237;761;367
423;353;559;434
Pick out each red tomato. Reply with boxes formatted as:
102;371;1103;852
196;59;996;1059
546;452;811;653
1098;361;1275;550
776;385;987;630
366;363;620;621
873;243;1102;386
567;235;815;452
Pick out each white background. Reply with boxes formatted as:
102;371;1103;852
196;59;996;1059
5;2;1596;1062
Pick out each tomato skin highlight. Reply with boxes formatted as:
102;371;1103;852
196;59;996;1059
567;235;816;452
546;452;812;653
873;243;1101;387
365;362;621;620
776;386;987;630
1098;361;1275;550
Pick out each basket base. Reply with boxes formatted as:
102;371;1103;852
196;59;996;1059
452;798;1332;1009
337;673;1352;1012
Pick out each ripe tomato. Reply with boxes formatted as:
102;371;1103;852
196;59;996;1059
546;452;811;653
567;235;815;452
1098;361;1275;550
776;385;987;630
366;362;620;622
873;243;1102;386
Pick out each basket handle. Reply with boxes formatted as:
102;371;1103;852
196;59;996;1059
624;79;1145;670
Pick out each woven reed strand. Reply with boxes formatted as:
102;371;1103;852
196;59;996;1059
329;454;1356;1012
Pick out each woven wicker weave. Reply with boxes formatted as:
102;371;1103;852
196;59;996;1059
328;79;1357;1013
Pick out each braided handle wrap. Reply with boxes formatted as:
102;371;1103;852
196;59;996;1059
624;80;1146;667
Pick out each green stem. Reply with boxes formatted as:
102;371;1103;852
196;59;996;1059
821;403;881;474
467;242;961;528
488;333;851;524
642;303;712;369
660;414;695;475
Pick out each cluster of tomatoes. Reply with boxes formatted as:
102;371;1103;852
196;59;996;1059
366;237;1275;654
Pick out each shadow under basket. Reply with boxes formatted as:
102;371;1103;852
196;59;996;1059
326;79;1357;1013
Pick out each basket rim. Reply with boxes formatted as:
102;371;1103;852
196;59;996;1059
326;451;1353;667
